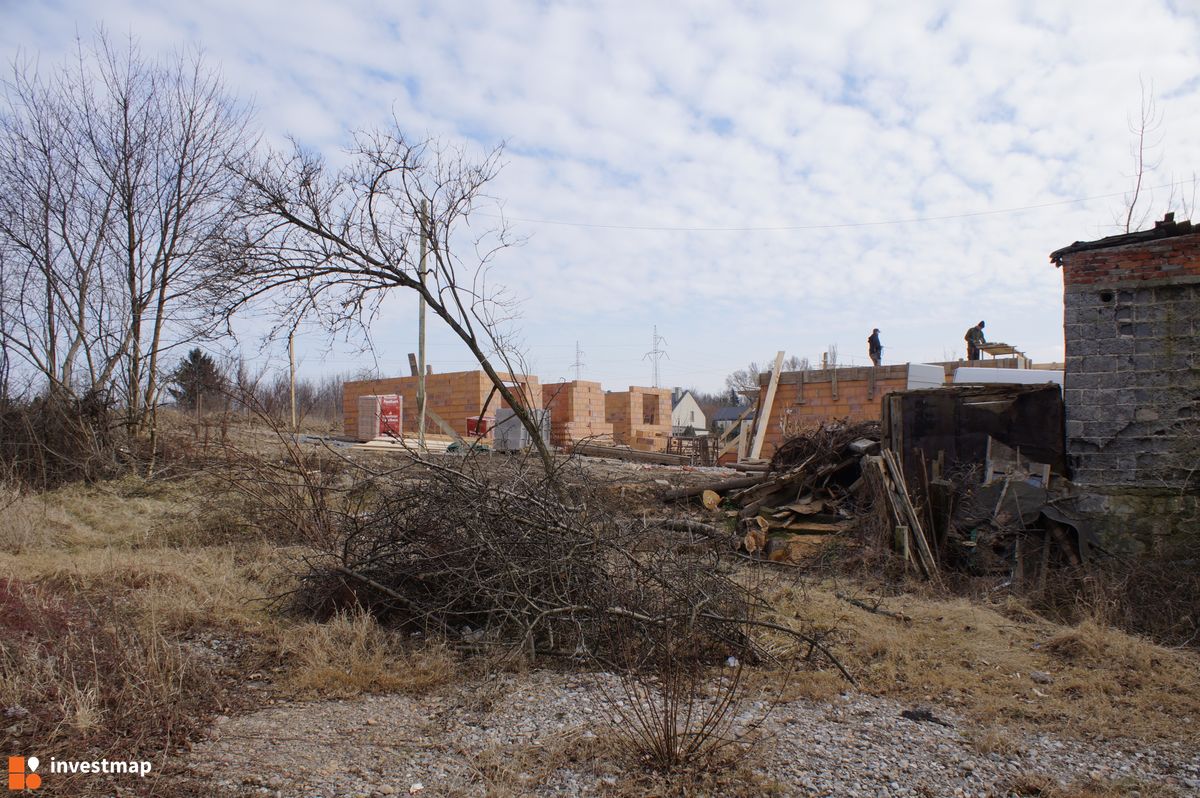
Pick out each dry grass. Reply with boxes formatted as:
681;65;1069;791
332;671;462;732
759;576;1200;742
1004;773;1183;797
275;608;456;697
0;459;458;797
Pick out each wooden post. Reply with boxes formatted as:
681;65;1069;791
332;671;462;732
417;200;428;451
749;351;785;460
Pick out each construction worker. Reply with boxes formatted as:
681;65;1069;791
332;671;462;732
867;328;883;367
965;320;986;361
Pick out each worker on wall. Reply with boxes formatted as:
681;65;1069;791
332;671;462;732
867;328;883;367
965;320;986;361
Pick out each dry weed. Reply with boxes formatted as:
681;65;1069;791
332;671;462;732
1043;619;1155;671
965;726;1023;756
277;609;456;697
1005;773;1182;797
0;486;64;552
759;575;1200;741
458;727;611;797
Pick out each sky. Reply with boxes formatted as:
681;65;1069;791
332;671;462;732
3;0;1199;394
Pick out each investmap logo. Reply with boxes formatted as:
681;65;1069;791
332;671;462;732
7;757;40;791
8;755;152;790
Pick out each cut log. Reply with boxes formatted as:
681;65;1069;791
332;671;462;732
661;474;764;502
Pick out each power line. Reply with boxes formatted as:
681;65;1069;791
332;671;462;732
485;180;1194;232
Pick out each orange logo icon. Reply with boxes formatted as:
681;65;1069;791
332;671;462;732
7;757;40;791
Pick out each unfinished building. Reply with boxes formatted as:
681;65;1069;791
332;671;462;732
343;370;542;440
1050;213;1200;546
604;386;673;451
751;359;1037;455
541;380;613;446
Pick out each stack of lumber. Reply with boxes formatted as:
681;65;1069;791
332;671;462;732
351;433;456;454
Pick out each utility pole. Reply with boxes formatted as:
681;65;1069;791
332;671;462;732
417;200;428;451
288;327;297;433
643;325;668;387
572;340;585;381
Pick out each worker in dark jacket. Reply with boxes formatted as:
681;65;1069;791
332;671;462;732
965;320;986;361
867;329;883;367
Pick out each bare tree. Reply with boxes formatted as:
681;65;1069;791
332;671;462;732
1120;79;1164;233
215;129;556;471
0;33;252;434
724;355;808;396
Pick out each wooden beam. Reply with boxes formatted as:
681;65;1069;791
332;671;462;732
749;350;785;460
715;404;755;456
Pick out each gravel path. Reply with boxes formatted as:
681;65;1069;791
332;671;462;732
179;670;1199;797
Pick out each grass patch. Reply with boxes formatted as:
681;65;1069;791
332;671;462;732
759;576;1200;741
275;608;457;697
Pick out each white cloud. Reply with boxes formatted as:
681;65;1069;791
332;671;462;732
3;0;1199;389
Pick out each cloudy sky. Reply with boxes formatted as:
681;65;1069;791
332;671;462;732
4;1;1199;393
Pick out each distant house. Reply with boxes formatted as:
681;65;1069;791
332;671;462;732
670;390;708;436
713;405;753;434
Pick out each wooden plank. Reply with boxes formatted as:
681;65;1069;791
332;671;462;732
715;404;755;455
749;350;785;461
882;449;939;580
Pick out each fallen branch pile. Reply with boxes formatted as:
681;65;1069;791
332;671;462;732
274;452;853;679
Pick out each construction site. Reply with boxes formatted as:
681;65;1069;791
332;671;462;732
341;214;1198;561
3;11;1199;794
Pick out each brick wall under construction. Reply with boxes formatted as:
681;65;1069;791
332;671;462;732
541;380;613;446
756;365;911;455
342;370;542;440
752;359;1029;456
605;387;672;451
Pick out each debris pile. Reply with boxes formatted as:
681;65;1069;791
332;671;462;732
665;421;881;563
666;417;1085;580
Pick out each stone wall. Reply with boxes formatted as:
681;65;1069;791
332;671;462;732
1053;219;1200;546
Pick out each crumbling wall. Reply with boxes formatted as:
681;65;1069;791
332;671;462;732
1054;221;1200;546
541;380;613;446
343;370;542;440
604;387;672;451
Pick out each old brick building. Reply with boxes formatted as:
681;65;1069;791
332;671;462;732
1050;213;1200;546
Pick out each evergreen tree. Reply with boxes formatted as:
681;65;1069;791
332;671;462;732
168;349;226;412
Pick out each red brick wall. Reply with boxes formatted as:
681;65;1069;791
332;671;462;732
605;387;672;451
756;366;910;454
541;380;613;446
343;370;542;440
1060;232;1200;286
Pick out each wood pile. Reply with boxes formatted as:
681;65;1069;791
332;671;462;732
664;418;1080;584
665;421;882;564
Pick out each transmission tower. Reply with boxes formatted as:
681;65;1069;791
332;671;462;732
571;340;585;381
643;325;669;387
